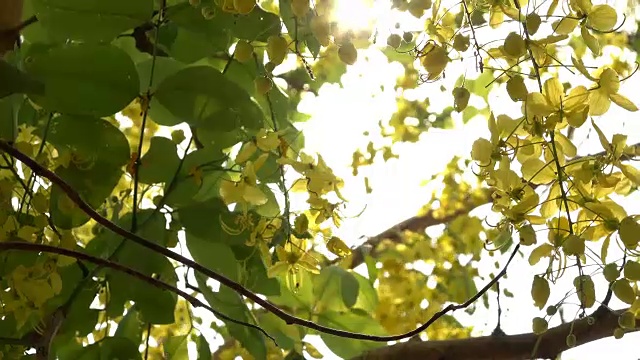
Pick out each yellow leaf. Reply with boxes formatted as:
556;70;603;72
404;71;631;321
611;134;627;159
452;87;470;112
589;89;611;116
220;181;244;205
471;138;493;164
552;17;579;35
519;224;537;245
503;32;526;58
531;275;550;309
543;77;564;109
521;158;556;184
610;93;639;112
581;27;600;56
304;342;323;359
526;93;554;117
546;0;559;16
619;216;640;249
613;279;636;304
421;45;449;80
506;75;528;101
587;5;618;32
600;68;620;95
236;142;257;164
297;259;320;274
554;132;577;157
327;236;351;257
564;85;590;111
566;106;589;127
618;163;640;186
253;153;269;171
267;261;289;278
601;233;612;263
256;129;281;151
49;272;62;294
526;13;541;35
572;0;592;14
529;243;554;265
573;275;596;308
591;119;610;152
570;57;596;81
17;226;38;242
242;185;268;205
562;234;585;255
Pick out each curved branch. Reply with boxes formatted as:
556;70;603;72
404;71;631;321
0;241;274;342
344;188;493;269
0;140;519;342
353;306;637;360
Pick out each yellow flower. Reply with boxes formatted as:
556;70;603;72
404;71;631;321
247;217;281;246
219;160;268;209
267;238;319;291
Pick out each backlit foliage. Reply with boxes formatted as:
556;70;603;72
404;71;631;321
0;0;639;358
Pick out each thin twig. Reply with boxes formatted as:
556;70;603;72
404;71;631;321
0;241;276;343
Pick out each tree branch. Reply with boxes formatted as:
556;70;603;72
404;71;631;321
345;142;640;270
0;0;24;57
354;306;637;360
343;188;493;269
0;241;275;343
0;139;519;342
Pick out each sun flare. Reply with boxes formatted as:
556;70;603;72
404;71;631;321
330;0;376;31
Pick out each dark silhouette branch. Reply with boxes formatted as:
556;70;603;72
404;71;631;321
0;139;520;342
0;241;275;343
353;306;637;360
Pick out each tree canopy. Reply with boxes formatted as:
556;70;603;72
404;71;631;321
0;0;640;359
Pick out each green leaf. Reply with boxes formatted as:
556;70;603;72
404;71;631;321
170;27;230;63
196;335;212;360
84;210;178;323
24;44;139;116
46;114;129;228
341;270;360;308
352;273;378;313
186;233;240;281
154;66;263;131
58;282;100;337
0;94;42;141
74;337;141;360
166;3;280;42
256;311;301;350
131;281;177;324
50;164;123;228
114;307;144;345
138;136;181;184
136;57;186;93
0;59;44;98
317;310;386;359
232;245;280;296
32;0;153;42
195;273;267;360
313;266;359;311
179;198;235;242
164;335;189;360
46;115;131;168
